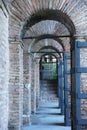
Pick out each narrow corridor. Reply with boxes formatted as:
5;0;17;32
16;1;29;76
22;100;71;130
1;1;87;130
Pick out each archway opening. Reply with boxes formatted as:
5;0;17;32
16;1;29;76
21;8;76;129
40;54;58;102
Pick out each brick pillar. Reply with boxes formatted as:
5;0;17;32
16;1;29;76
35;60;40;108
23;53;31;125
9;42;23;130
0;1;9;130
31;59;37;114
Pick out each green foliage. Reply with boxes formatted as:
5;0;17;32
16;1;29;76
42;62;57;79
52;63;57;79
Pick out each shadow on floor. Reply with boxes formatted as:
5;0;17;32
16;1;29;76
22;100;71;130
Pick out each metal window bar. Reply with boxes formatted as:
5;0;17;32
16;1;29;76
71;41;87;130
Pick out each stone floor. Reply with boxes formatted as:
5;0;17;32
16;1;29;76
22;100;71;130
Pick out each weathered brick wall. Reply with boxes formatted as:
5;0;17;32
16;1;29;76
23;54;31;125
9;42;23;130
0;1;9;130
31;59;36;113
80;48;87;129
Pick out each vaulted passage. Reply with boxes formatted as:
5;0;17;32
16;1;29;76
23;61;71;129
1;0;87;130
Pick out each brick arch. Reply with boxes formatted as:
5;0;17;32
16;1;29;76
33;45;62;59
21;9;76;38
38;46;61;57
31;40;63;56
39;45;62;52
28;34;64;53
9;0;87;39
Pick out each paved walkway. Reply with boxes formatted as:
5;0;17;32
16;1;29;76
22;101;71;130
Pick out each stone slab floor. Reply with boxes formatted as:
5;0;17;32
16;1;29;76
22;100;71;130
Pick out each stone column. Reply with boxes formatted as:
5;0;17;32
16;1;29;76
9;42;23;130
0;1;9;130
23;53;31;125
31;58;37;114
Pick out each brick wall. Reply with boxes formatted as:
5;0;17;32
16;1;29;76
80;48;87;129
23;54;31;125
0;1;9;130
9;42;23;130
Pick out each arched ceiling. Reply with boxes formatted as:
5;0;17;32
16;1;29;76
23;20;70;49
34;46;62;57
21;9;75;38
35;52;60;60
24;34;70;55
30;39;63;52
30;41;63;59
9;0;87;38
25;20;69;37
38;48;60;57
9;0;87;56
